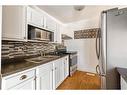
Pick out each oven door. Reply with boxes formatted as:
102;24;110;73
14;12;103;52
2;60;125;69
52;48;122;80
69;54;77;76
70;54;77;66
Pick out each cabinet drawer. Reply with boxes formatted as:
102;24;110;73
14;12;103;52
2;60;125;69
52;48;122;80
3;69;35;89
38;62;53;75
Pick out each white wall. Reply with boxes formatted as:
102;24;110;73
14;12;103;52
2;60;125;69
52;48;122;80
62;16;100;38
64;39;98;73
62;8;102;73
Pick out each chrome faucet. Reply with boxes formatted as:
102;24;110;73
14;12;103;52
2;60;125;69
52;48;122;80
39;50;46;57
38;50;43;57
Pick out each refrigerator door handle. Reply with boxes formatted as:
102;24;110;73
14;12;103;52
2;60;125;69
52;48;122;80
96;65;100;75
98;29;101;59
96;29;101;59
96;30;99;59
96;65;105;76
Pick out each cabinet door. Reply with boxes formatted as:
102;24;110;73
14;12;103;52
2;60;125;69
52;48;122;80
2;6;26;40
38;62;53;90
64;56;69;78
9;77;35;90
39;70;53;90
31;9;43;28
59;59;64;82
55;24;61;43
2;69;35;90
53;59;60;89
45;17;56;32
53;59;64;89
27;7;32;24
121;76;127;89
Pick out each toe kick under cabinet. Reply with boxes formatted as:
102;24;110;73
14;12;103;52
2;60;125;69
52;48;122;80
1;55;69;90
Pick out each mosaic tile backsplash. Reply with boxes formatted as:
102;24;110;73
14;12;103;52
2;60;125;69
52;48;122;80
2;41;59;60
74;28;100;39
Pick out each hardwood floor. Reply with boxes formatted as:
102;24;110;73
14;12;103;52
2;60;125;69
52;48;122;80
57;70;101;90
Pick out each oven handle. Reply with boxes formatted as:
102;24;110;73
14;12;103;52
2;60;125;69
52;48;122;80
70;54;77;59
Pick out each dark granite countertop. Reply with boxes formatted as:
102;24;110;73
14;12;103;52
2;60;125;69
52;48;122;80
1;54;68;77
117;67;127;82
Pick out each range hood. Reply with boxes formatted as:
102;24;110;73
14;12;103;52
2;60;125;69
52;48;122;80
62;34;72;40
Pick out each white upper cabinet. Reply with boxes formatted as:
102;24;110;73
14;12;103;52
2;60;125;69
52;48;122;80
2;5;62;42
45;16;56;32
26;7;32;24
54;24;61;43
27;7;57;33
27;6;62;43
27;7;44;28
2;6;27;41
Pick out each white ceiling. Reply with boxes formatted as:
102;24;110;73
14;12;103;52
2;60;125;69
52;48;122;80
37;5;126;24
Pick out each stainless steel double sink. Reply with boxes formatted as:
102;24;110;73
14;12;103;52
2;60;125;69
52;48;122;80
25;55;60;64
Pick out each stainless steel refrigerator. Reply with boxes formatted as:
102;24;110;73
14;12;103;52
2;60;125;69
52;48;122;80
96;7;127;89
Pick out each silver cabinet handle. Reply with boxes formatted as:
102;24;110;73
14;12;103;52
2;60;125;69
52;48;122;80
20;75;27;80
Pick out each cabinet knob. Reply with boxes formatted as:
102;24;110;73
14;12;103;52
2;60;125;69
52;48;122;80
55;67;57;70
34;76;37;80
20;75;27;80
24;37;26;39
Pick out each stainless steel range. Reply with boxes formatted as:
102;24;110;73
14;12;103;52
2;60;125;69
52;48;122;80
66;51;77;76
55;45;77;76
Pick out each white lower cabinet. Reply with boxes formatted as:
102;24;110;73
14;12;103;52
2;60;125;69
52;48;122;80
2;69;36;90
63;56;69;79
2;6;27;41
2;55;69;90
121;76;127;89
53;58;64;89
9;77;35;90
37;62;53;90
